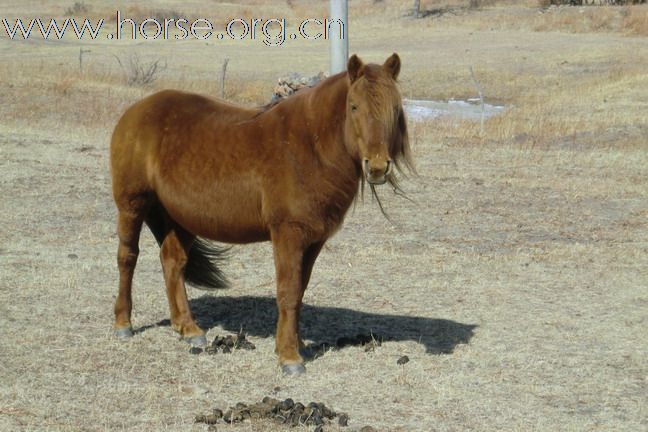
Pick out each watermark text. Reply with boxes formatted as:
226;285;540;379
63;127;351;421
1;12;347;46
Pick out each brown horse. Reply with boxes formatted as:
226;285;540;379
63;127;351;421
110;53;413;374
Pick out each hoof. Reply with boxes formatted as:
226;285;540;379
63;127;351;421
282;363;306;376
184;335;208;347
114;327;133;340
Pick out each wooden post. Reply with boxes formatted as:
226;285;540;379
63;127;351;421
413;0;421;18
221;58;229;98
79;48;90;74
469;66;485;135
329;0;348;74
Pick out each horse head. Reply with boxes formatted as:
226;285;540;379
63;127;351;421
344;53;414;188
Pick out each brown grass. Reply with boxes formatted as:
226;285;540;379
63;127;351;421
1;1;647;431
623;5;648;34
404;1;648;35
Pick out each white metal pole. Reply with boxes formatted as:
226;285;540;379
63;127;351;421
329;0;348;74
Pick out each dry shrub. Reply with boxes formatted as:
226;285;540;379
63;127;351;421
114;54;167;86
408;0;509;20
537;0;645;4
287;1;328;19
467;0;504;7
119;5;191;23
64;1;88;16
53;74;77;96
533;6;622;33
147;9;187;23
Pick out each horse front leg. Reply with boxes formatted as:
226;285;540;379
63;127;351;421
271;224;309;375
298;241;324;352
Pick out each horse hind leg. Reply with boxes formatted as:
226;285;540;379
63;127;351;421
114;209;146;339
158;223;207;347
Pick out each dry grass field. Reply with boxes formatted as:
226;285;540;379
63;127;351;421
1;1;647;431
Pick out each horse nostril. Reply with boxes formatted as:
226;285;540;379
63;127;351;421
386;160;392;175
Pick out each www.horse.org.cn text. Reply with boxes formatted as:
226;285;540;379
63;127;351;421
1;12;347;46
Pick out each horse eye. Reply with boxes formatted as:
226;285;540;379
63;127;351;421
350;104;358;112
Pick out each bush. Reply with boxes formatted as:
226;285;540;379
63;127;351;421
114;53;167;86
64;1;88;16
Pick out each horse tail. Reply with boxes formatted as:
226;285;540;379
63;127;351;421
184;239;230;289
145;203;229;290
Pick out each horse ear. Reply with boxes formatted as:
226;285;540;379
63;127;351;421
383;53;401;80
347;54;364;83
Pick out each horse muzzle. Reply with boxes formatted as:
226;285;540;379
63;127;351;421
363;158;392;185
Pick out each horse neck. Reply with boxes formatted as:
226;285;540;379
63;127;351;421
306;73;358;170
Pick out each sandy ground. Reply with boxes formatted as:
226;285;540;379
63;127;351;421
1;1;647;431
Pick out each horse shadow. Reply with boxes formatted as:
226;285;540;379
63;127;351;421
168;295;478;356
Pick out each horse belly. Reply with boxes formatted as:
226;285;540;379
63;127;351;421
199;215;269;244
159;184;269;244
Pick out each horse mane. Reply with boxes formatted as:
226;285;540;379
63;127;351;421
358;65;415;190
